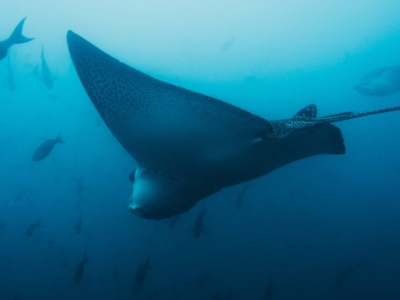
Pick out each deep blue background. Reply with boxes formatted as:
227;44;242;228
1;1;400;299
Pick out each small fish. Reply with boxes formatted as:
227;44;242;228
334;265;355;290
113;263;122;290
7;56;15;92
112;264;119;280
196;272;210;288
13;288;21;300
135;257;152;284
25;218;41;237
221;37;234;51
40;44;53;90
0;18;34;61
225;289;233;300
263;277;274;300
169;215;180;230
74;250;89;284
191;207;207;238
234;184;248;209
32;132;64;161
75;210;82;235
14;189;25;203
212;292;223;300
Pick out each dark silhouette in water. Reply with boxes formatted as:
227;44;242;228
196;272;210;288
334;265;355;290
225;289;233;300
354;65;400;97
135;257;152;284
75;210;82;235
13;287;21;300
133;257;152;293
212;291;223;300
234;184;248;209
112;263;122;290
191;207;207;238
169;215;180;230
40;44;53;90
25;218;41;237
14;189;25;203
74;250;88;284
0;18;34;61
32;132;64;161
262;277;274;299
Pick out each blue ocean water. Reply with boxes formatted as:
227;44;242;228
1;1;400;299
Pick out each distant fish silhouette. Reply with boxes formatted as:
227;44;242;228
13;288;21;300
234;184;248;209
112;263;119;280
225;289;233;300
75;210;82;235
135;257;152;284
354;65;400;97
191;207;207;238
212;292;224;300
40;45;53;90
334;265;355;290
196;272;210;288
7;56;15;92
113;263;122;290
32;132;64;161
25;218;41;237
133;257;152;294
74;250;88;284
263;277;274;299
221;37;234;51
0;18;34;61
14;189;25;203
169;215;180;230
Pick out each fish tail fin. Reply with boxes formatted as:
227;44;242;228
8;18;34;45
56;131;64;144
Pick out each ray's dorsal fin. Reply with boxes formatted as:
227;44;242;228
292;104;317;120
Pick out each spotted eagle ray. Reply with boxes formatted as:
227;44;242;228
67;31;400;220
